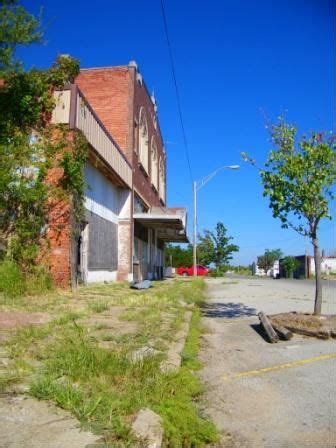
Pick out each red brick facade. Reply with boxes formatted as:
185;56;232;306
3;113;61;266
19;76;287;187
47;63;170;287
76;68;133;162
45;130;74;288
76;64;166;208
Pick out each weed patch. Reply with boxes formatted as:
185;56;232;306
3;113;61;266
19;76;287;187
0;261;52;301
0;261;25;299
2;278;218;446
88;301;109;314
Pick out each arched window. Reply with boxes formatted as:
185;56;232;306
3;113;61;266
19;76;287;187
151;138;158;190
159;157;165;202
138;108;149;173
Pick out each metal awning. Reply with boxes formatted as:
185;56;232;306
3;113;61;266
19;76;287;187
134;208;189;243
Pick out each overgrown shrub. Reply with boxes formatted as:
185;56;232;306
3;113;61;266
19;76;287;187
0;260;25;298
25;267;53;295
0;260;52;298
209;266;228;277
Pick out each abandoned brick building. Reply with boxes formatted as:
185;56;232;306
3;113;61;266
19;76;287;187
50;61;188;286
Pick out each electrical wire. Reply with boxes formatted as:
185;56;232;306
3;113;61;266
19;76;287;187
159;0;194;185
239;235;302;249
239;224;336;250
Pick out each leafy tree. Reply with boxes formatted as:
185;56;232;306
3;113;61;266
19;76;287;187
0;56;81;268
0;2;84;276
198;222;239;268
242;118;336;314
165;244;192;267
257;249;282;275
282;256;300;278
0;0;42;74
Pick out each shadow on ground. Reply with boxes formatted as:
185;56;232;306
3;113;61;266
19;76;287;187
250;322;270;342
202;302;257;318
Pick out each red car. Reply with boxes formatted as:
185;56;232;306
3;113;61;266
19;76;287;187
176;265;210;277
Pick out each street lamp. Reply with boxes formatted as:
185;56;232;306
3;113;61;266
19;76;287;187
193;165;240;277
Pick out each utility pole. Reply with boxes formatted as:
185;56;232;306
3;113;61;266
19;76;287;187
192;165;240;277
193;181;197;277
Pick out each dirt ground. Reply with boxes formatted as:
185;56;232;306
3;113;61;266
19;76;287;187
199;277;336;448
269;311;336;337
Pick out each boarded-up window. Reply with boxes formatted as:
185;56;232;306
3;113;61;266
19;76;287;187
159;157;165;202
86;211;118;270
151;139;158;190
139;108;149;173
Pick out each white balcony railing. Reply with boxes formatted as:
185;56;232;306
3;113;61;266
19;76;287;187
52;87;132;189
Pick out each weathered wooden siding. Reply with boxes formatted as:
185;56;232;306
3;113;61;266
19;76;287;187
76;92;132;188
86;210;118;271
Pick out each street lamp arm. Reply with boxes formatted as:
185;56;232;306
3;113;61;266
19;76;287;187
193;163;240;277
196;165;240;192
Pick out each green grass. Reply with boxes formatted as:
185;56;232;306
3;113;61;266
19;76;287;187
0;260;25;299
30;317;218;446
88;301;110;314
181;310;203;370
0;261;52;301
2;278;219;446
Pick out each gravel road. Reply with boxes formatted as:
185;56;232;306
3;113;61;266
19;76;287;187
199;277;336;448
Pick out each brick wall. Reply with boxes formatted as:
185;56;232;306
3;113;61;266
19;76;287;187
76;67;134;163
132;68;166;207
117;219;133;281
45;130;73;288
76;65;166;208
75;65;169;283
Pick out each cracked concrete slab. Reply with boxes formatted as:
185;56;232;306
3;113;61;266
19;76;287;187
0;395;100;448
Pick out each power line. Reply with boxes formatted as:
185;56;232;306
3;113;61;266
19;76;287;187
159;0;194;185
239;235;301;250
239;224;335;250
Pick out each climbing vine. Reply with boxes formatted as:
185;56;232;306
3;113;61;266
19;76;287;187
0;53;88;273
60;129;89;225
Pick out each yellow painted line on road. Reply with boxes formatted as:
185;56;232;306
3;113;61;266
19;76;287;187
223;353;336;381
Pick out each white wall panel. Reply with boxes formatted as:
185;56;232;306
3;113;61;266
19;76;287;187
51;90;70;124
84;162;120;224
87;270;117;283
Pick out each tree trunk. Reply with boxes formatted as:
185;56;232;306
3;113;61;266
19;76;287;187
313;237;322;315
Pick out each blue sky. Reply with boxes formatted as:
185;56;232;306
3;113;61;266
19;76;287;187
19;0;335;264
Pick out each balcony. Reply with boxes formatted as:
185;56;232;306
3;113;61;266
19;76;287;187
51;85;132;189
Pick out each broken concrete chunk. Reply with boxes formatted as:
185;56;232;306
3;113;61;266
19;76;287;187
130;280;152;290
129;346;161;363
132;408;163;448
0;396;100;448
160;311;192;372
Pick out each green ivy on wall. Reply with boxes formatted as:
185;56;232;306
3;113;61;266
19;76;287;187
0;54;88;272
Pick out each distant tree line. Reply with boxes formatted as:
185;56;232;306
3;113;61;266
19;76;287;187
166;221;239;271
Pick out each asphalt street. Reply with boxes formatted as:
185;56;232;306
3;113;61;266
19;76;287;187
199;277;336;448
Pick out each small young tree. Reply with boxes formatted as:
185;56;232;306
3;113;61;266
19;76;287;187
282;256;300;278
242;118;336;314
257;249;282;275
198;222;239;268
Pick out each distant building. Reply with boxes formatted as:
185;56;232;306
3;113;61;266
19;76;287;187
254;260;279;278
279;255;336;279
